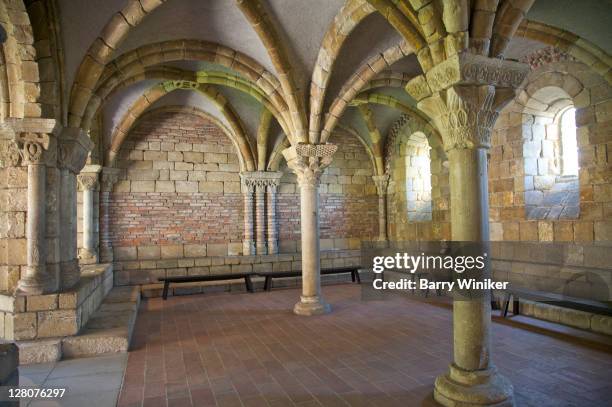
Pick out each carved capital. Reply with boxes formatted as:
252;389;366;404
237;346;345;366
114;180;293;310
405;53;529;152
77;174;99;191
282;143;337;188
240;171;283;192
15;132;55;165
58;127;94;173
100;167;120;192
372;174;390;196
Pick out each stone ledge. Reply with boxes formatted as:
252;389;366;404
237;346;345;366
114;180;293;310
17;285;140;364
519;299;612;336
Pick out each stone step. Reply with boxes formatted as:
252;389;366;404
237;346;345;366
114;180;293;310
61;286;140;359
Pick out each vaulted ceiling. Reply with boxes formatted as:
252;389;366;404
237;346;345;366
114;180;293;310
45;0;611;171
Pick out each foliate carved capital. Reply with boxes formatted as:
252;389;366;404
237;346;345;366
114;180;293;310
78;174;99;191
100;167;120;192
15;132;55;165
372;174;390;196
240;171;283;192
282;143;337;188
58;127;94;173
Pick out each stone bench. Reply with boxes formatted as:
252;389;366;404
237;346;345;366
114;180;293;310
502;288;612;318
258;266;362;291
159;273;254;300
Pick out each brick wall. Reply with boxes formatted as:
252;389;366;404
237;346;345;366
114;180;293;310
108;112;378;284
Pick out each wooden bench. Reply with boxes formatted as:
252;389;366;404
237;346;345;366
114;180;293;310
502;288;612;317
158;273;254;300
259;266;361;291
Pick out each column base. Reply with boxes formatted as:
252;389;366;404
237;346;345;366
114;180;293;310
16;268;51;295
61;260;81;290
99;246;113;263
78;248;98;265
293;296;331;316
434;364;514;407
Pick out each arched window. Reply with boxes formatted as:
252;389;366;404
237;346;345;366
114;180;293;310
403;132;432;222
560;108;578;176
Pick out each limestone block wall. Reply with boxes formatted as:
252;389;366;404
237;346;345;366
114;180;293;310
386;128;451;242
108;112;378;284
489;58;612;244
0;125;26;292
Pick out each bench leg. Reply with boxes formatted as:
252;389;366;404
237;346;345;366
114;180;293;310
245;276;254;293
502;293;511;317
264;276;272;291
513;297;520;316
162;281;169;300
354;270;361;284
351;270;355;282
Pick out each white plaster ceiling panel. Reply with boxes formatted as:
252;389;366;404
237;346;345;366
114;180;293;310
527;0;612;54
114;0;277;75
145;89;232;130
58;0;125;97
504;37;547;61
214;85;264;145
323;13;404;115
102;79;160;146
371;104;401;139
265;0;345;84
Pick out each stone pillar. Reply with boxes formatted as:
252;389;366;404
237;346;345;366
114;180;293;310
406;53;529;407
282;144;337;316
57;128;93;289
266;173;282;254
99;167;120;263
77;165;101;264
255;184;267;255
15;132;55;295
372;174;390;241
240;175;256;256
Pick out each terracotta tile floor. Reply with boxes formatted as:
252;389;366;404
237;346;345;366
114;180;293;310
118;285;612;407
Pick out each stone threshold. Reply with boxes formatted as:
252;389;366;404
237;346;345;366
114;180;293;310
17;286;140;365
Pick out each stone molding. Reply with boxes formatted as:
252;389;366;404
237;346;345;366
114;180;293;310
372;174;390;196
282;143;337;187
58;127;94;173
522;46;575;70
100;167;120;192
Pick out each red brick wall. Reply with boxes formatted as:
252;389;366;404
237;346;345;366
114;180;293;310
109;112;379;257
109;112;243;250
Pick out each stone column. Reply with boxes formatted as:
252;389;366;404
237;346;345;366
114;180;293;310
406;53;529;407
15;131;55;295
266;173;283;254
99;167;120;263
372;174;390;241
57;128;93;289
255;183;267;255
77;165;101;264
240;175;256;256
282;144;337;316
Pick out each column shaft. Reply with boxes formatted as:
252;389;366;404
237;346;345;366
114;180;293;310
242;189;255;255
255;185;267;255
298;182;323;303
448;148;491;371
378;193;387;241
18;163;48;294
83;188;94;253
267;186;279;254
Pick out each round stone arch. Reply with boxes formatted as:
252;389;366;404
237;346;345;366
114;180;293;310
515;69;586;220
384;114;450;241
